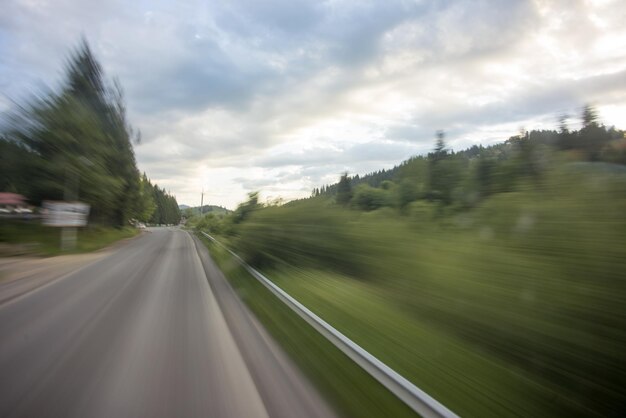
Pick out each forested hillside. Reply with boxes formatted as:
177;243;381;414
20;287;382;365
196;109;626;417
313;113;625;211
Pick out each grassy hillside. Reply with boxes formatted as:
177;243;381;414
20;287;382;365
199;234;417;418
200;160;626;417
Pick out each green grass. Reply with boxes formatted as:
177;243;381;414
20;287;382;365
198;234;418;418
0;220;138;256
213;165;626;417
265;267;585;418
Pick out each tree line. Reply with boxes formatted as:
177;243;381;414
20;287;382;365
138;174;181;225
0;39;180;226
196;106;626;417
320;105;625;212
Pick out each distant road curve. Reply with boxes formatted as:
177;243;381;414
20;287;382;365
0;227;335;418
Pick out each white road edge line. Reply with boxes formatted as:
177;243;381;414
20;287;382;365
200;231;460;418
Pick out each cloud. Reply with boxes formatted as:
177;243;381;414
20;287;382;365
255;139;425;169
219;0;325;36
2;0;626;208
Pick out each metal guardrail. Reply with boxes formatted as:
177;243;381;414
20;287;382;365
200;231;460;418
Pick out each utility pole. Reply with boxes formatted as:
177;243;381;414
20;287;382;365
200;188;204;216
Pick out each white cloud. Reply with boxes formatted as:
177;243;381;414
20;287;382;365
1;0;626;207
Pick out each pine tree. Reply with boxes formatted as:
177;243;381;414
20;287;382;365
3;38;148;226
336;173;353;206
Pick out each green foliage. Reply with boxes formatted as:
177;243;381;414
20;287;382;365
600;135;626;164
406;200;438;220
236;201;372;275
232;192;261;224
0;138;39;196
189;104;626;418
474;156;496;197
222;164;626;417
193;212;234;235
312;108;623;214
189;105;626;417
0;220;137;256
147;181;181;225
555;105;620;161
335;173;353;205
582;104;598;128
397;178;420;208
351;184;392;211
196;205;230;216
200;237;416;418
429;154;465;203
1;39;179;226
136;173;156;222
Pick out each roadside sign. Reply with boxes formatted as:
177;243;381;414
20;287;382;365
42;201;90;227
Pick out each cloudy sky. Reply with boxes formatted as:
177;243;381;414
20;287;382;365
1;0;625;208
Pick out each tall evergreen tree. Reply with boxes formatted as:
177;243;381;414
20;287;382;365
2;38;146;226
336;173;353;206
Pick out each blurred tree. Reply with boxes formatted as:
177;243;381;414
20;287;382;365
307;106;626;211
557;114;573;150
0;138;38;196
475;156;496;198
380;180;394;190
397;178;419;209
428;131;462;204
1;38;180;226
148;184;180;225
577;104;612;161
430;131;444;153
558;114;569;135
582;104;598;128
516;131;542;179
352;184;390;211
136;173;156;222
233;192;260;223
336;173;353;206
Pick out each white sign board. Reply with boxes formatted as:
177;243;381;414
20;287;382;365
43;201;90;227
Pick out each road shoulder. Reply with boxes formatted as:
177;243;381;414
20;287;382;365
191;232;337;418
0;231;146;306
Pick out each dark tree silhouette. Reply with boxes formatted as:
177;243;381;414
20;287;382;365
336;173;353;206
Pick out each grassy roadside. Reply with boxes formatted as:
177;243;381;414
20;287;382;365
263;267;588;418
221;165;626;417
0;220;139;256
197;233;418;418
200;232;584;418
199;225;616;418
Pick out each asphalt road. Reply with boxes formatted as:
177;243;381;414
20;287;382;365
0;228;335;418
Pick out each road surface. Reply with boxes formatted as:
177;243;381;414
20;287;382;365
0;228;335;418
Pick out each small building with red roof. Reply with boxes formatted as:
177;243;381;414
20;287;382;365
0;193;30;214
